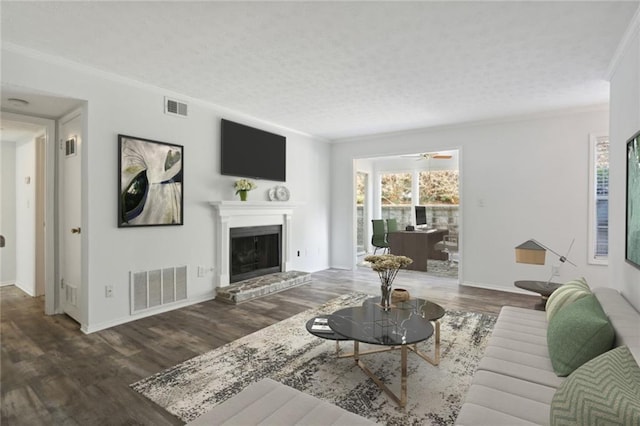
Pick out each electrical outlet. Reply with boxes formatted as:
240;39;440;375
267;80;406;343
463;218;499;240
552;266;560;277
105;285;113;298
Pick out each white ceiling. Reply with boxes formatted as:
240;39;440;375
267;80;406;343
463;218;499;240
1;1;638;141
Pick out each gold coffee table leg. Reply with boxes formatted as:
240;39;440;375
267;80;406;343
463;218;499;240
354;344;408;407
409;319;440;366
400;344;408;406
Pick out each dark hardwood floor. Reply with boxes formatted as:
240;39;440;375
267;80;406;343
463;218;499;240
1;267;539;425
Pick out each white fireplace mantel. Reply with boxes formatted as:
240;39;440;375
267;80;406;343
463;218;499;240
210;201;299;287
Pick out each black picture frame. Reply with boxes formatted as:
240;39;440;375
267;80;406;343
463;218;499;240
626;130;640;268
118;134;183;227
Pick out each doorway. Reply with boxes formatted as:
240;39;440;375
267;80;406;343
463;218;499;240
1;119;49;302
354;150;461;280
1;91;84;318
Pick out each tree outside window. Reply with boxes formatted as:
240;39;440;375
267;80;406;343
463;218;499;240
380;173;412;228
419;170;459;205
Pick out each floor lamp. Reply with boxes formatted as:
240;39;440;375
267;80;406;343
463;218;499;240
515;239;576;286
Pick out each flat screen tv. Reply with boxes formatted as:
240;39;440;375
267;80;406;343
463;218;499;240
415;205;427;226
221;119;286;182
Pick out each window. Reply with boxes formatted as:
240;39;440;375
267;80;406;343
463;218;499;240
588;134;609;264
380;172;412;229
418;169;459;230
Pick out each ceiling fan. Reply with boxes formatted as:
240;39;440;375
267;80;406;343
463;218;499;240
401;152;453;160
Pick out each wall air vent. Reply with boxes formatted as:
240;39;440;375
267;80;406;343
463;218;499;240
65;137;77;157
164;97;188;118
130;265;187;314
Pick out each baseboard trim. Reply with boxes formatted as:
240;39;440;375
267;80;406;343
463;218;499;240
461;280;535;296
0;281;16;287
81;291;216;334
14;281;35;296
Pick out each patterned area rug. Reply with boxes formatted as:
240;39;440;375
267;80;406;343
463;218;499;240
131;293;495;425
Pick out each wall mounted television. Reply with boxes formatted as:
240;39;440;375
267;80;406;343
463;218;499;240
220;119;286;182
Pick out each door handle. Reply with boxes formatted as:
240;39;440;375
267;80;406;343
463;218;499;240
0;235;4;247
71;227;81;234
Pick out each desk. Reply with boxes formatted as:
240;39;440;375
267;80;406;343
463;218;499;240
387;229;448;271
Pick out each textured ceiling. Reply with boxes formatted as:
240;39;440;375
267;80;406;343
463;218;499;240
2;1;638;140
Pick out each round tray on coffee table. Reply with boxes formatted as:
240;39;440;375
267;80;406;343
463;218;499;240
305;315;349;341
305;315;349;357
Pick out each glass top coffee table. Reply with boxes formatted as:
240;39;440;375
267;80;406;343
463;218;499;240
318;297;443;407
362;296;445;366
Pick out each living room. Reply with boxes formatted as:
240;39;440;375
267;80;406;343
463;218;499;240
1;2;639;425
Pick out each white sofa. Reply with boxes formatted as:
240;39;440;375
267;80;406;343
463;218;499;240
185;378;375;426
455;287;640;425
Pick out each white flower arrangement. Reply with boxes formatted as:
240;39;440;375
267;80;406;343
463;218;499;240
234;179;257;194
364;254;413;285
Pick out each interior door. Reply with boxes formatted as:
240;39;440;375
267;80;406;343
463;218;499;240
59;112;82;323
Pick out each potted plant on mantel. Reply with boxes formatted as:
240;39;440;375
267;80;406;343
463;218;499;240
234;179;257;201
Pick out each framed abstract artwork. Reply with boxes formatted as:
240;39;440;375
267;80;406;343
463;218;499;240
626;130;640;268
118;134;183;227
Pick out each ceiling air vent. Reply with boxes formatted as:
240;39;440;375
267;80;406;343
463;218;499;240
164;97;188;118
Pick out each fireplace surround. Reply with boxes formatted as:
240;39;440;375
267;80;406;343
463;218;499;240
210;201;297;287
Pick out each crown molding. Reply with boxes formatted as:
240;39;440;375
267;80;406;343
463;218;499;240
2;42;327;142
332;104;610;144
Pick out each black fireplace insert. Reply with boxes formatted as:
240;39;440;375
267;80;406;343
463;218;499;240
230;225;282;283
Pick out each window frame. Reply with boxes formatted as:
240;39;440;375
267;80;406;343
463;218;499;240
587;133;609;265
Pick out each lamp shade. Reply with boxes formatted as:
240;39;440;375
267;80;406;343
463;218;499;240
515;240;546;265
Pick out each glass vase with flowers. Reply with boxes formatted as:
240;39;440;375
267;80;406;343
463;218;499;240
364;254;413;310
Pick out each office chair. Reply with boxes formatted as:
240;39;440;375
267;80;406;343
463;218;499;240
386;218;398;234
442;233;459;268
371;219;389;254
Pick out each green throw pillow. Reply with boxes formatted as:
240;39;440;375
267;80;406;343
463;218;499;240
550;345;640;425
547;294;614;376
546;278;591;321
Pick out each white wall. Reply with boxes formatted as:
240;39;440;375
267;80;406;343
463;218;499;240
0;142;17;285
2;47;331;332
14;137;36;295
332;109;610;291
609;13;640;311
